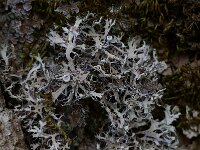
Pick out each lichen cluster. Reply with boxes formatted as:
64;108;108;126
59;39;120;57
1;11;181;149
1;0;200;149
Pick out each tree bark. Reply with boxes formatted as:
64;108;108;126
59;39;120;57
0;87;28;150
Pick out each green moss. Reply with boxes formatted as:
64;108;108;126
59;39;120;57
31;0;69;26
78;0;122;16
162;66;200;109
86;0;199;58
41;92;70;142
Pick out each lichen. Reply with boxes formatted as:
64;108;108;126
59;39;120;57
0;12;181;149
1;0;200;149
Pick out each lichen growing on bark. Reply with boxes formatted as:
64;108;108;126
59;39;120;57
1;0;200;149
1;11;182;149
